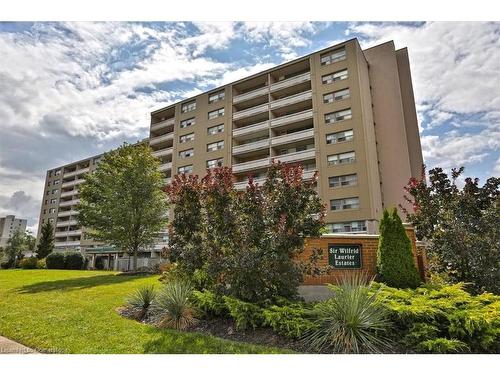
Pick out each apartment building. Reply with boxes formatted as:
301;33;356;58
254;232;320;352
149;38;423;234
0;215;27;248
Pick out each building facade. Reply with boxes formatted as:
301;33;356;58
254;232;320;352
149;38;423;234
36;38;424;266
0;215;27;248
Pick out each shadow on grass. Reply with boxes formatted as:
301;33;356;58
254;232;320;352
16;274;148;294
142;326;289;354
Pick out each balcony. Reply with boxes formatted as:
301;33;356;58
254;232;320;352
270;109;313;128
61;178;85;188
60;190;78;198
152;148;173;158
56;220;78;227
232;139;270;155
302;169;317;180
150;133;174;146
232;103;269;121
55;229;82;238
54;240;81;248
274;148;316;164
270;72;311;92
271;128;314;147
159;162;172;172
234;177;267;190
59;199;80;208
151;117;175;132
162;177;172;185
270;90;312;110
63;167;90;178
233;157;271;173
57;210;79;218
232;120;269;138
233;86;268;104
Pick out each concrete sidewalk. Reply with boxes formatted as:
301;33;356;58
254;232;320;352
0;336;38;354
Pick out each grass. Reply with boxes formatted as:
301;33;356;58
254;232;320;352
0;269;290;354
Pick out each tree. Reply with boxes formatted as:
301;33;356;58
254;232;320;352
25;232;36;255
402;166;500;293
36;222;55;259
3;229;27;265
77;143;168;270
376;208;420;288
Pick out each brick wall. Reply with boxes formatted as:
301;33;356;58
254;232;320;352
298;226;425;285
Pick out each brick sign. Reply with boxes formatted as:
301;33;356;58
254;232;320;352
328;244;362;269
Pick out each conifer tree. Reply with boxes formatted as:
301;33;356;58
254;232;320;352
36;222;54;259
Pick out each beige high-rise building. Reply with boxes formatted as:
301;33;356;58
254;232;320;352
149;38;423;234
0;215;27;248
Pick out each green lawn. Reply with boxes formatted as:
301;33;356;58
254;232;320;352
0;269;289;354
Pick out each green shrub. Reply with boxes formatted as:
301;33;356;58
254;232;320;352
126;285;157;320
19;257;38;269
376;208;421;289
1;260;13;269
372;282;500;353
417;338;469;353
303;274;392;353
262;304;317;339
152;279;196;330
64;252;84;270
37;258;46;269
46;252;65;269
192;289;227;318
223;296;263;331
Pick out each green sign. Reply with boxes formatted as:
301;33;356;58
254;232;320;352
328;244;362;269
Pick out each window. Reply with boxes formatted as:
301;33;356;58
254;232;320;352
179;133;194;143
93;157;101;164
55;169;61;176
325;108;352;123
326;129;354;144
49;208;56;214
50;198;57;204
44;200;48;205
181;100;196;113
329;174;358;188
43;209;46;214
322;69;348;84
320;47;346;65
49;218;55;224
53;179;60;185
330;197;359;211
323;88;350;103
326;221;367;233
180;117;195;128
327;151;356;166
178;165;193;174
207;140;224;152
208;108;224;120
52;189;59;194
207;158;223;169
207;124;224;135
208;90;225;104
178;148;194;158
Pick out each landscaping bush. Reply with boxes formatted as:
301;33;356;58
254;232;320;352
303;274;392;353
46;252;65;269
152;279;197;330
372;282;500;353
376;208;421;289
126;285;157;320
19;257;38;269
37;258;46;269
64;252;85;270
192;289;227;318
262;304;317;339
1;260;14;269
223;296;263;331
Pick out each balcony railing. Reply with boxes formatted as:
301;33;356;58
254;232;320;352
159;162;172;172
55;229;82;238
270;72;311;92
60;190;78;198
274;148;316;164
270;90;312;110
151;117;175;131
232;157;270;173
232;138;270;155
232;103;269;121
58;199;80;208
57;210;79;218
56;220;78;227
270;109;313;128
54;240;81;248
232;120;269;138
61;178;85;188
233;86;268;104
152;148;173;158
63;167;90;178
234;177;267;190
149;133;174;146
271;128;314;147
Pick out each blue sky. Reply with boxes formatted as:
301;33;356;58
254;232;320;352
0;21;499;232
